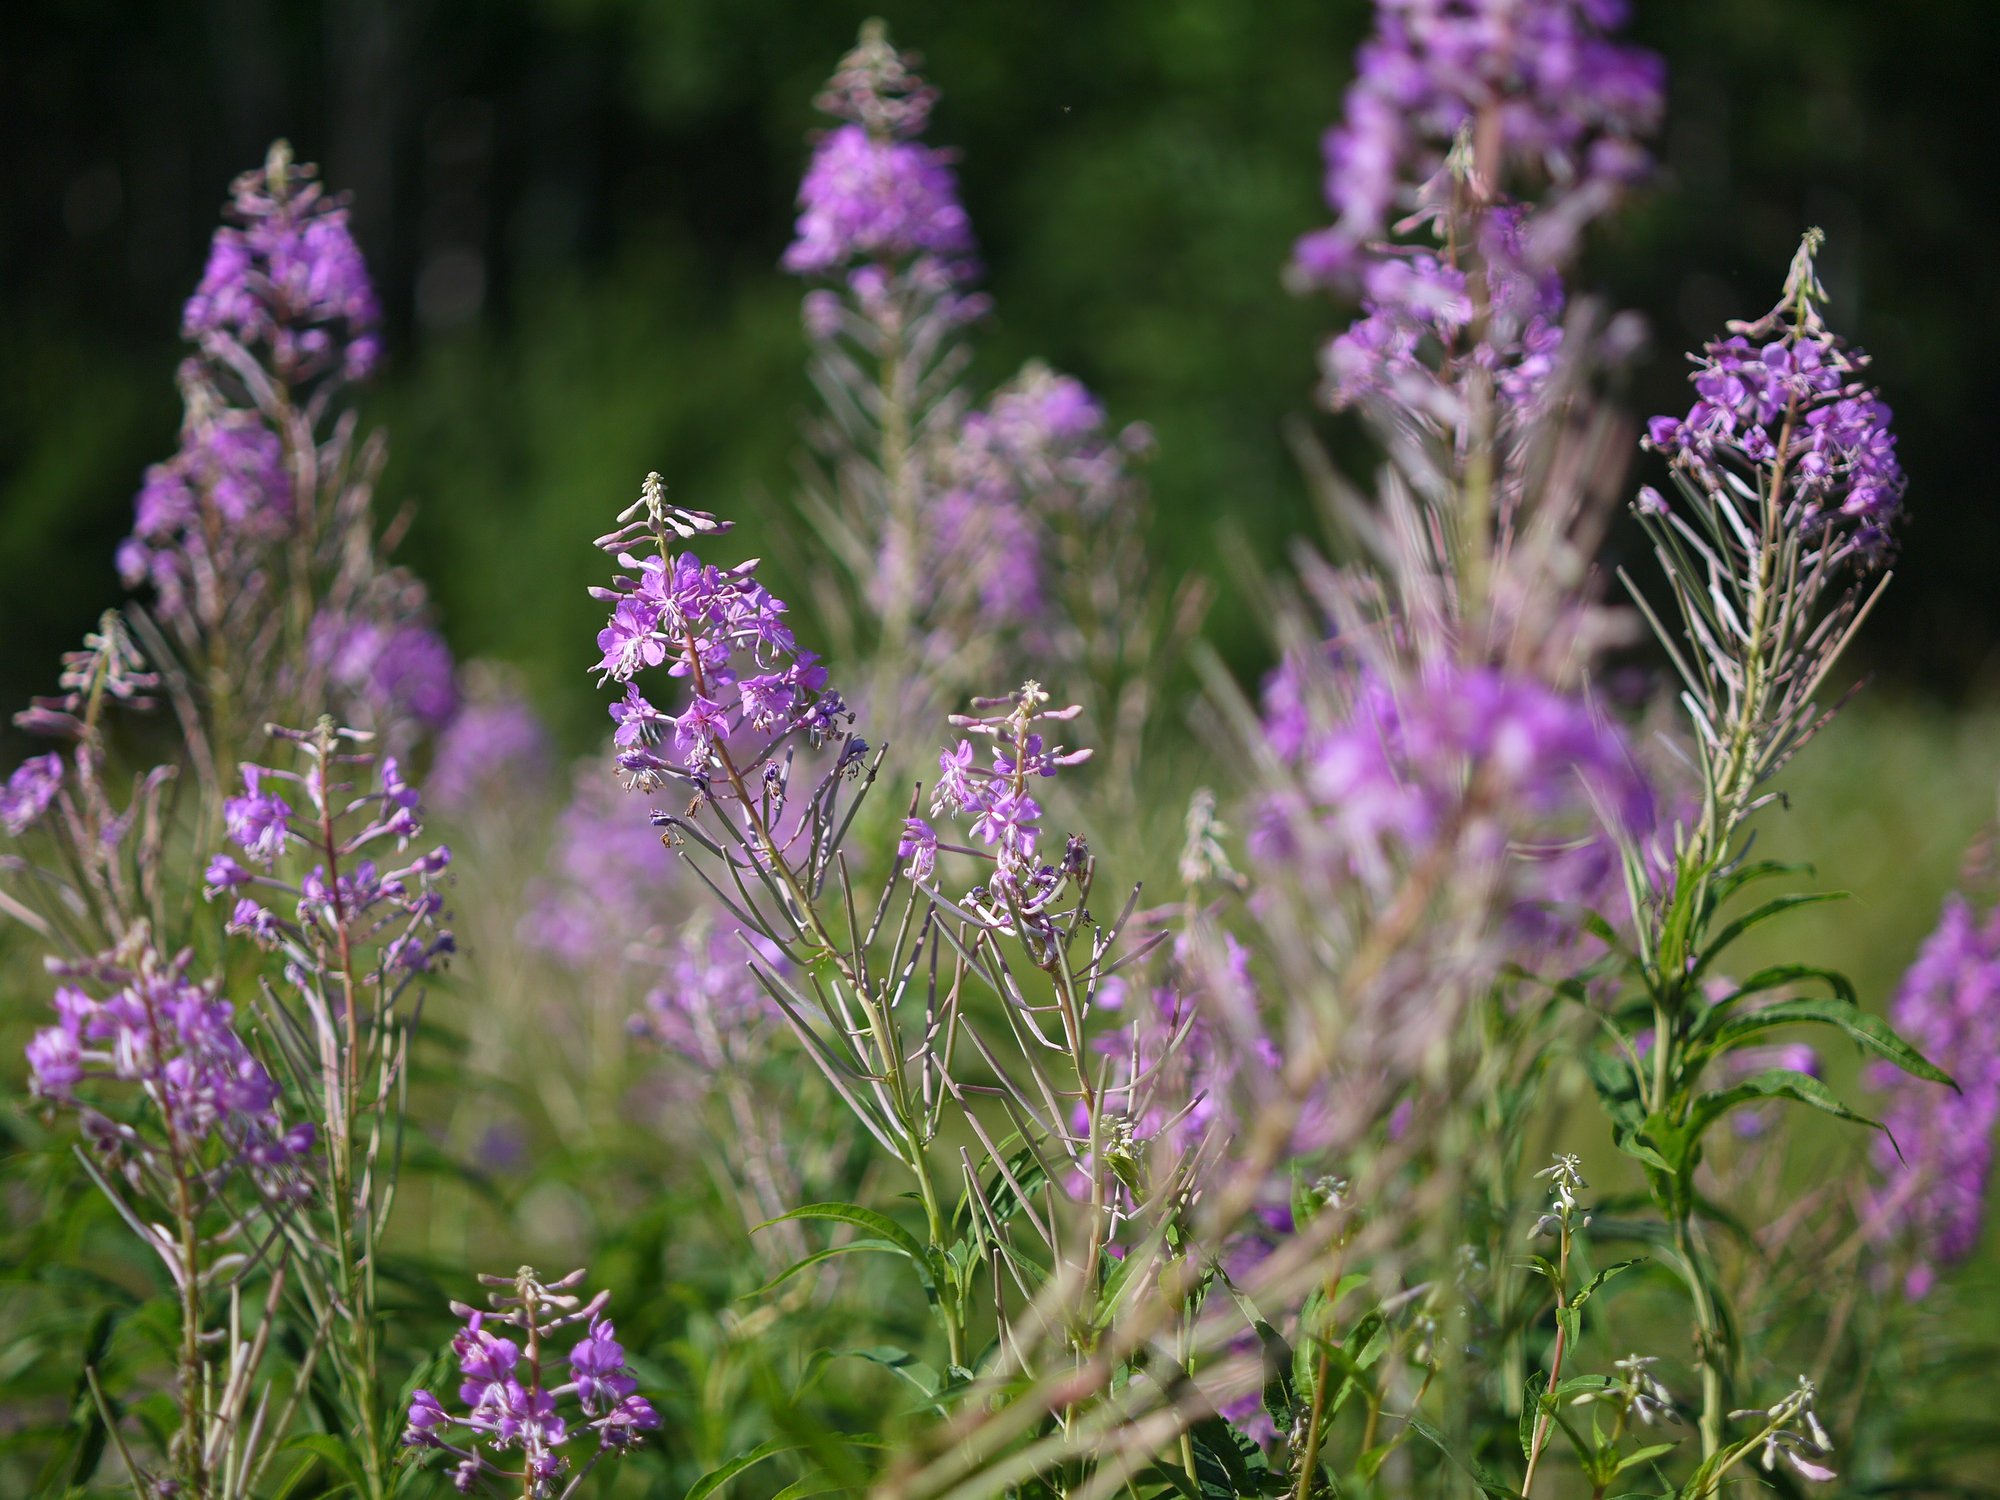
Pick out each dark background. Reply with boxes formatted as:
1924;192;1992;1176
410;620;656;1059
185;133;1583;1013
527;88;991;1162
5;0;1997;745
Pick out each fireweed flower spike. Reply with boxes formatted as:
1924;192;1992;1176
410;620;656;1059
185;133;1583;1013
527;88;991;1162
589;474;855;830
782;20;975;286
1645;228;1905;560
25;946;314;1186
118;140;477;771
121;142;382;617
1865;894;2000;1297
782;96;974;279
783;24;1190;807
1632;231;1905;869
1574;228;1948;1478
404;1268;658;1495
1290;0;1663;287
1291;0;1661;425
927;682;1094;951
182;139;381;383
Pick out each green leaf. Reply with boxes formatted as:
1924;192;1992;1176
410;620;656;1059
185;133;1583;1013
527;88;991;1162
1401;1413;1521;1499
840;1345;942;1401
1613;1442;1680;1475
1521;1369;1548;1460
1187;1418;1281;1497
1332;1272;1371;1304
1136;1462;1204;1500
757;1201;926;1258
1707;859;1815;906
1584;1049;1645;1134
754;1202;937;1292
1216;1276;1299;1431
749;1239;929;1299
1570;1259;1642;1313
1686;1068;1880;1148
281;1434;366;1491
1690;892;1847;979
686;1438;808;1500
771;1476;854;1500
1711;993;1953;1086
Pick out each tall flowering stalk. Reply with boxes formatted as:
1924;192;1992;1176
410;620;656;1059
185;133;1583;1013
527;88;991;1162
14;623;320;1497
3;146;468;1500
787;23;1199;783
116;141;457;780
1586;231;1948;1469
211;721;454;1490
588;468;1267;1486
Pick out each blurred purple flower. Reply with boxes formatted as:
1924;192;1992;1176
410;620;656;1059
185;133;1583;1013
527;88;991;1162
1866;896;2000;1298
1;753;64;837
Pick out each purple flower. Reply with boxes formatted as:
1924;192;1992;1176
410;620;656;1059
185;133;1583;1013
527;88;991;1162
429;690;553;813
525;763;679;967
203;853;251;898
454;1315;521;1390
1254;655;1652;921
929;687;1094;942
184;143;381;383
226;897;282;944
933;740;979;813
597;1393;662;1448
635;927;788;1071
595;598;668;684
1866;895;2000;1297
25;1025;83;1098
1291;2;1659;432
588;506;850;804
609;683;670;748
969;789;1042;862
738;672;798;731
569;1316;639;1413
898;817;939;882
225;765;293;864
917;365;1150;637
25;961;309;1174
1290;0;1662;290
369;625;460;730
1646;266;1906;555
1;753;64;836
783;124;975;278
308;612;463;742
412;1272;658;1476
403;1390;450;1447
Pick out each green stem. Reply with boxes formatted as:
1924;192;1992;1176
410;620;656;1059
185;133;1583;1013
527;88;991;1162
312;729;387;1498
671;589;967;1369
1675;1217;1726;1460
1520;1227;1572;1498
1293;1341;1333;1500
1590;1399;1631;1500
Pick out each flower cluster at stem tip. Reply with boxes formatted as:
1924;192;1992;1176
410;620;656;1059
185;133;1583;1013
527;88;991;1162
1291;0;1662;422
1644;231;1906;558
781;19;975;286
207;731;455;976
404;1268;658;1495
591;475;854;805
